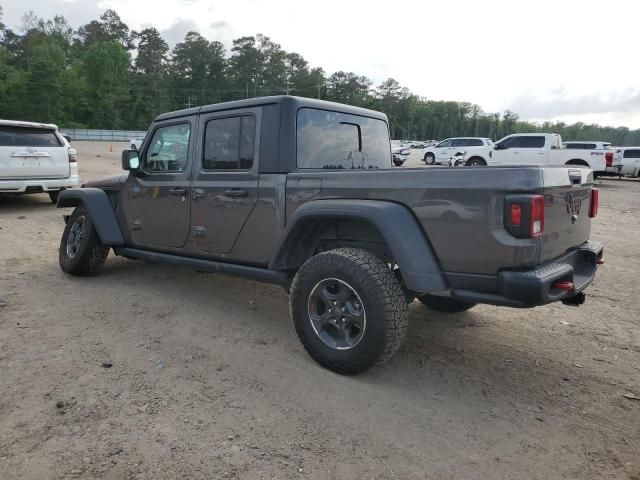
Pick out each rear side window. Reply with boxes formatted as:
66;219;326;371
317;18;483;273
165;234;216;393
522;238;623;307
502;136;545;149
623;149;640;158
466;139;483;146
203;116;255;170
0;126;62;147
565;143;596;150
297;108;391;169
519;136;545;148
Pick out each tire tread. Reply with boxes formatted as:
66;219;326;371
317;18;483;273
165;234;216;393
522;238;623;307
289;248;408;374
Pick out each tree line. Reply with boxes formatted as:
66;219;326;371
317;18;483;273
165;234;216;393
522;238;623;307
2;7;640;145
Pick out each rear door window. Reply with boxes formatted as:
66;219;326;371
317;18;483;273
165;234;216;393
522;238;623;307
0;126;62;147
297;108;391;169
623;149;640;158
499;136;544;149
203;116;256;170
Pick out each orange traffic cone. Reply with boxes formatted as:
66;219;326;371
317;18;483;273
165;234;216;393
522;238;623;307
109;144;113;153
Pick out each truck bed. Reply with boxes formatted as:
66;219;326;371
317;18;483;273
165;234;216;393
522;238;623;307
286;166;594;277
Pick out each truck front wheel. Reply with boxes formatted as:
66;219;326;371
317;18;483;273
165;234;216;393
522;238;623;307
59;206;109;276
419;294;476;313
289;248;408;374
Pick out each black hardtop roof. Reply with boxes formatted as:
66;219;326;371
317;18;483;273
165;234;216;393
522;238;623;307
154;95;388;122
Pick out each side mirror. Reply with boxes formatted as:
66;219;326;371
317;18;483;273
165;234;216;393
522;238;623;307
62;134;72;143
494;143;503;150
122;149;140;171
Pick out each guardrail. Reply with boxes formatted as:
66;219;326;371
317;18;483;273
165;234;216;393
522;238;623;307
61;129;147;142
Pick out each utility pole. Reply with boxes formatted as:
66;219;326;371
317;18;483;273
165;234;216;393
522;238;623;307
185;97;193;109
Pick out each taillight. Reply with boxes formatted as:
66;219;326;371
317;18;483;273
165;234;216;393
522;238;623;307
510;204;522;225
68;149;77;163
504;194;545;239
589;188;599;217
605;151;613;167
530;195;544;238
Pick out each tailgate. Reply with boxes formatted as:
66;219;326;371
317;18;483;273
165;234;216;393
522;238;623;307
0;126;70;179
539;168;593;262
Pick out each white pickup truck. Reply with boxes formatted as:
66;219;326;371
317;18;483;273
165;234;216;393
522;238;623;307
0;120;78;203
458;133;610;175
618;147;640;177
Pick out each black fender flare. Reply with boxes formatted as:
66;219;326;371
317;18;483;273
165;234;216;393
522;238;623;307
56;188;125;246
270;199;447;293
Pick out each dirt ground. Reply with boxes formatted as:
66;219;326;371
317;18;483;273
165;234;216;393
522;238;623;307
1;142;639;480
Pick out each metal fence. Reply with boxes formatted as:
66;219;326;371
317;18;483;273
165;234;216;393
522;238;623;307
61;128;147;142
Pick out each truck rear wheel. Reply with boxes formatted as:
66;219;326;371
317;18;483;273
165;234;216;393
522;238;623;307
419;294;476;313
59;206;109;276
289;248;408;374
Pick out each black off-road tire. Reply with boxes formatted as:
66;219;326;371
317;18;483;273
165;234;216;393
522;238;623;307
289;248;408;375
419;294;476;313
59;206;109;276
48;190;60;203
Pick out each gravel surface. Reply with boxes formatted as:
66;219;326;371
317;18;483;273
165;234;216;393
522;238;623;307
0;143;639;479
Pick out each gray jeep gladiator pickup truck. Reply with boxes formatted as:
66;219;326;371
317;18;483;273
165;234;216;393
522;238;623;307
56;96;603;374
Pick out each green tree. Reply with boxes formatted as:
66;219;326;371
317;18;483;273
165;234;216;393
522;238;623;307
83;41;130;128
169;31;226;107
325;71;371;106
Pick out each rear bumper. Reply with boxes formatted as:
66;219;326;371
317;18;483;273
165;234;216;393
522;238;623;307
451;240;603;307
0;173;79;193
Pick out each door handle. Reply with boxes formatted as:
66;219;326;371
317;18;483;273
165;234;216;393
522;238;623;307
224;189;248;198
168;187;187;196
192;188;205;199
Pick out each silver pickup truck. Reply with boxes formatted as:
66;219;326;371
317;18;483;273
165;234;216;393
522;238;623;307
55;96;603;374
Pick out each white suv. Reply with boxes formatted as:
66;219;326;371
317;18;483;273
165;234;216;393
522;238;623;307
422;137;493;165
0;120;78;203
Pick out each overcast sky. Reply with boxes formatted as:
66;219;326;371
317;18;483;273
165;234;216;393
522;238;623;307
3;0;639;127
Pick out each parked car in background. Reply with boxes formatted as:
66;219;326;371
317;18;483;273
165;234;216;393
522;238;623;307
0;120;78;203
392;144;411;166
619;147;640;177
563;141;622;175
456;133;609;175
422;137;493;165
130;136;145;150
